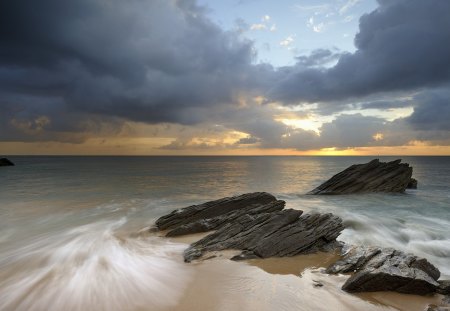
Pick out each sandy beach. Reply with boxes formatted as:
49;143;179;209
167;232;447;311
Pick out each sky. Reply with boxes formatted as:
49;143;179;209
0;0;449;155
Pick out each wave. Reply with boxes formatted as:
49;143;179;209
339;212;450;277
0;218;193;311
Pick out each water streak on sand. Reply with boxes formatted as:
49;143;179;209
0;218;193;311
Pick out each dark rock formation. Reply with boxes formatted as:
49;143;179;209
438;280;450;295
407;177;418;189
155;191;447;298
425;305;450;311
166;199;285;237
309;159;415;194
155;192;344;263
327;246;441;295
184;211;344;262
156;192;277;231
0;158;14;166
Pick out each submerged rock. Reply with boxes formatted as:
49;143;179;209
0;158;14;166
309;159;416;194
327;246;441;295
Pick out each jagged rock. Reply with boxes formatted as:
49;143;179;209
166;199;285;237
0;158;14;166
184;211;344;262
155;192;344;263
327;246;440;295
425;305;450;311
407;178;418;189
309;159;415;194
156;192;277;231
438;280;450;295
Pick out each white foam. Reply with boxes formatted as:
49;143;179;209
0;218;193;311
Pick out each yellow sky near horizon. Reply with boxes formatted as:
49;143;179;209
2;106;449;156
2;139;450;156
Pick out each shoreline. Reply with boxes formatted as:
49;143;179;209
168;232;448;311
167;227;450;311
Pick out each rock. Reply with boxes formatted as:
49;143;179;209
308;159;415;194
230;250;260;261
438;280;450;295
184;210;344;262
425;305;450;311
166;199;285;237
407;178;418;189
0;158;14;166
312;280;324;287
155;192;345;263
156;192;277;231
327;246;441;295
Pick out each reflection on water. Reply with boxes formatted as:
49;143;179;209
1;156;449;310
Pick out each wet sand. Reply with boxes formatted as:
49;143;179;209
167;233;448;311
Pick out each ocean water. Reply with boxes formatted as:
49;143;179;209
0;156;449;311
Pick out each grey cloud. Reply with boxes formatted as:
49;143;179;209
407;88;450;131
270;0;450;103
0;0;272;142
295;48;344;68
1;0;449;152
236;136;260;145
359;99;413;110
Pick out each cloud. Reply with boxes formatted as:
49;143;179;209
295;49;343;68
407;87;450;131
270;0;450;103
339;0;360;15
294;4;330;13
306;16;326;33
250;23;267;31
0;0;273;142
236;136;260;145
250;15;276;32
0;0;449;153
279;36;295;48
359;99;414;110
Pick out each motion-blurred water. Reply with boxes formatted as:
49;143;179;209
1;156;449;310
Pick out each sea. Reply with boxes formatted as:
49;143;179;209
1;156;449;311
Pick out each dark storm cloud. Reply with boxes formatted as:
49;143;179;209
0;0;273;142
407;88;450;131
270;0;450;103
1;0;449;151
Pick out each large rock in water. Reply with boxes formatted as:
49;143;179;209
154;192;344;262
165;199;285;237
156;192;279;231
184;211;344;262
0;158;14;166
327;246;441;295
309;159;415;194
